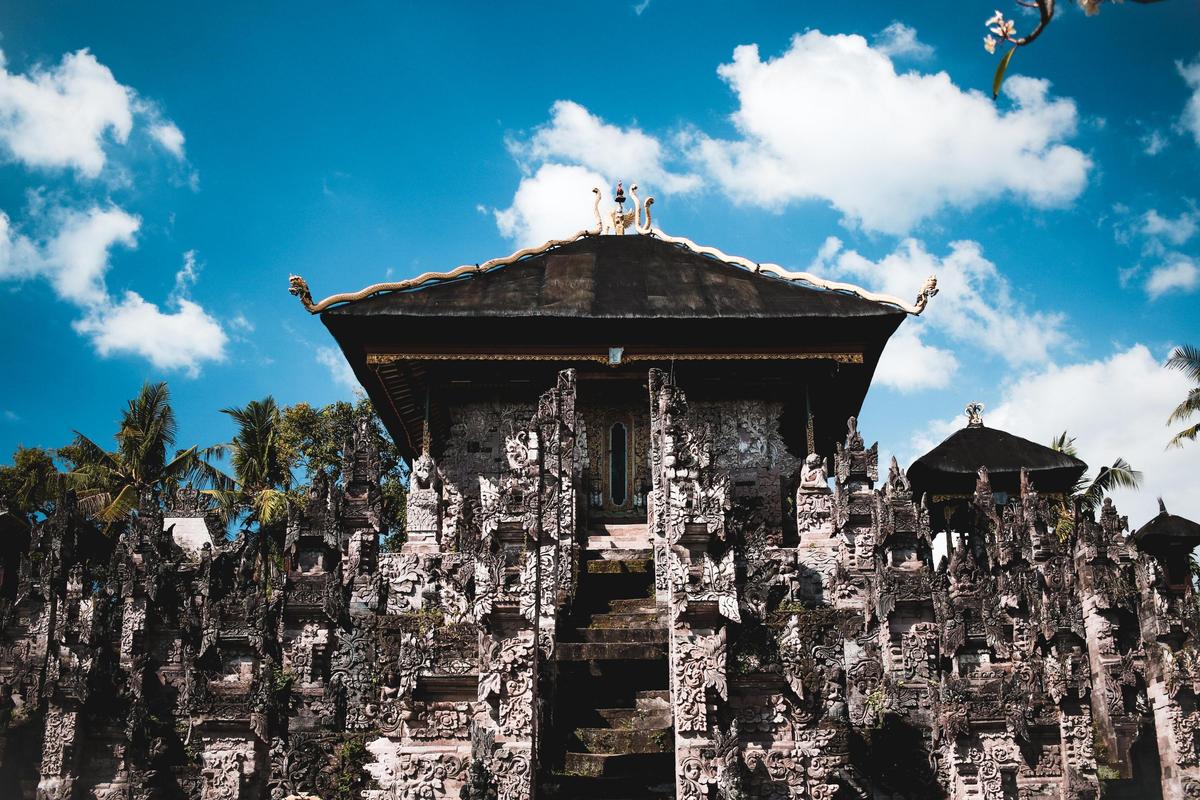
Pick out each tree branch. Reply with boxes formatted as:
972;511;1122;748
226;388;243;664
1010;0;1055;47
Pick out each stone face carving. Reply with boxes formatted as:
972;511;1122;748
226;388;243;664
799;452;829;490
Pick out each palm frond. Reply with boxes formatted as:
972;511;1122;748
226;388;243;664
1166;344;1200;383
1167;388;1200;425
117;382;177;484
186;454;236;492
1168;422;1200;450
1080;459;1143;512
162;445;199;478
76;491;113;518
97;483;139;523
254;488;290;527
65;432;120;470
203;488;247;527
1049;430;1078;457
64;462;124;498
220;397;289;493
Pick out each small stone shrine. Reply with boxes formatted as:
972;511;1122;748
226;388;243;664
2;185;1198;798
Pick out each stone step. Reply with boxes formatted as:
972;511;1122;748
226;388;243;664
608;597;657;613
541;773;675;799
636;689;671;710
573;726;673;754
585;542;656;559
587;612;665;629
596;707;673;729
556;641;668;661
572;626;667;643
587;529;651;540
586;525;652;548
588;522;650;536
585;545;652;556
562;751;674;779
586;558;652;575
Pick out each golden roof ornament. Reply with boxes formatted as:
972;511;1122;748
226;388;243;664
602;181;654;235
966;402;985;427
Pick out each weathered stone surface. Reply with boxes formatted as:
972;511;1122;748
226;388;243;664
0;364;1193;799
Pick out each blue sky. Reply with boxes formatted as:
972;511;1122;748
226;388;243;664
0;1;1197;524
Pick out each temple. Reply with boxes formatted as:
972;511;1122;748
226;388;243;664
2;186;1199;799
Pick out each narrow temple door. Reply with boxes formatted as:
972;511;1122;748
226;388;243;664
581;405;650;519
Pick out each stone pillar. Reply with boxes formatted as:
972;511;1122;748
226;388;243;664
795;453;837;605
1137;552;1200;799
36;703;78;800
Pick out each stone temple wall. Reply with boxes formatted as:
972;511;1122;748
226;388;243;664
1;367;1198;799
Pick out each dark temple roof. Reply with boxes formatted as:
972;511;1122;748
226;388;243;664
908;423;1088;499
1131;500;1200;559
319;234;910;460
322;234;906;322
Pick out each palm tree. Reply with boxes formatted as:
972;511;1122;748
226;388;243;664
1049;431;1143;539
206;397;291;528
64;382;225;524
1166;344;1200;449
1050;431;1144;514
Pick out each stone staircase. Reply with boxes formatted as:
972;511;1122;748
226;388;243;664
542;523;674;799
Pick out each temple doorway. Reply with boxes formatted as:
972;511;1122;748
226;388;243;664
581;402;650;520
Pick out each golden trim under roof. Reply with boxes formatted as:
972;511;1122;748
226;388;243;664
366;351;865;365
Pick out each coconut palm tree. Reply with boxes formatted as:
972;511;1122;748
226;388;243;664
1166;344;1200;449
206;397;291;528
1049;431;1143;539
64;382;225;525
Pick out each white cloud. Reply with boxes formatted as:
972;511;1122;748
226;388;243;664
1178;55;1200;147
909;345;1198;526
689;32;1090;234
0;47;134;176
510;100;700;194
317;346;362;395
173;248;198;295
813;236;1066;366
494;163;609;247
0;205;140;305
1145;254;1199;299
150;122;185;159
0;210;226;373
229;313;254;333
74;291;227;376
1141;209;1197;246
873;323;959;392
1141;128;1167;156
872;22;934;61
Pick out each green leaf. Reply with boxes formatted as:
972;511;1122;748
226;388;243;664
993;47;1016;100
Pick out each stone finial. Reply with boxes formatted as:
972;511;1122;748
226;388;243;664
965;402;985;427
846;416;864;450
